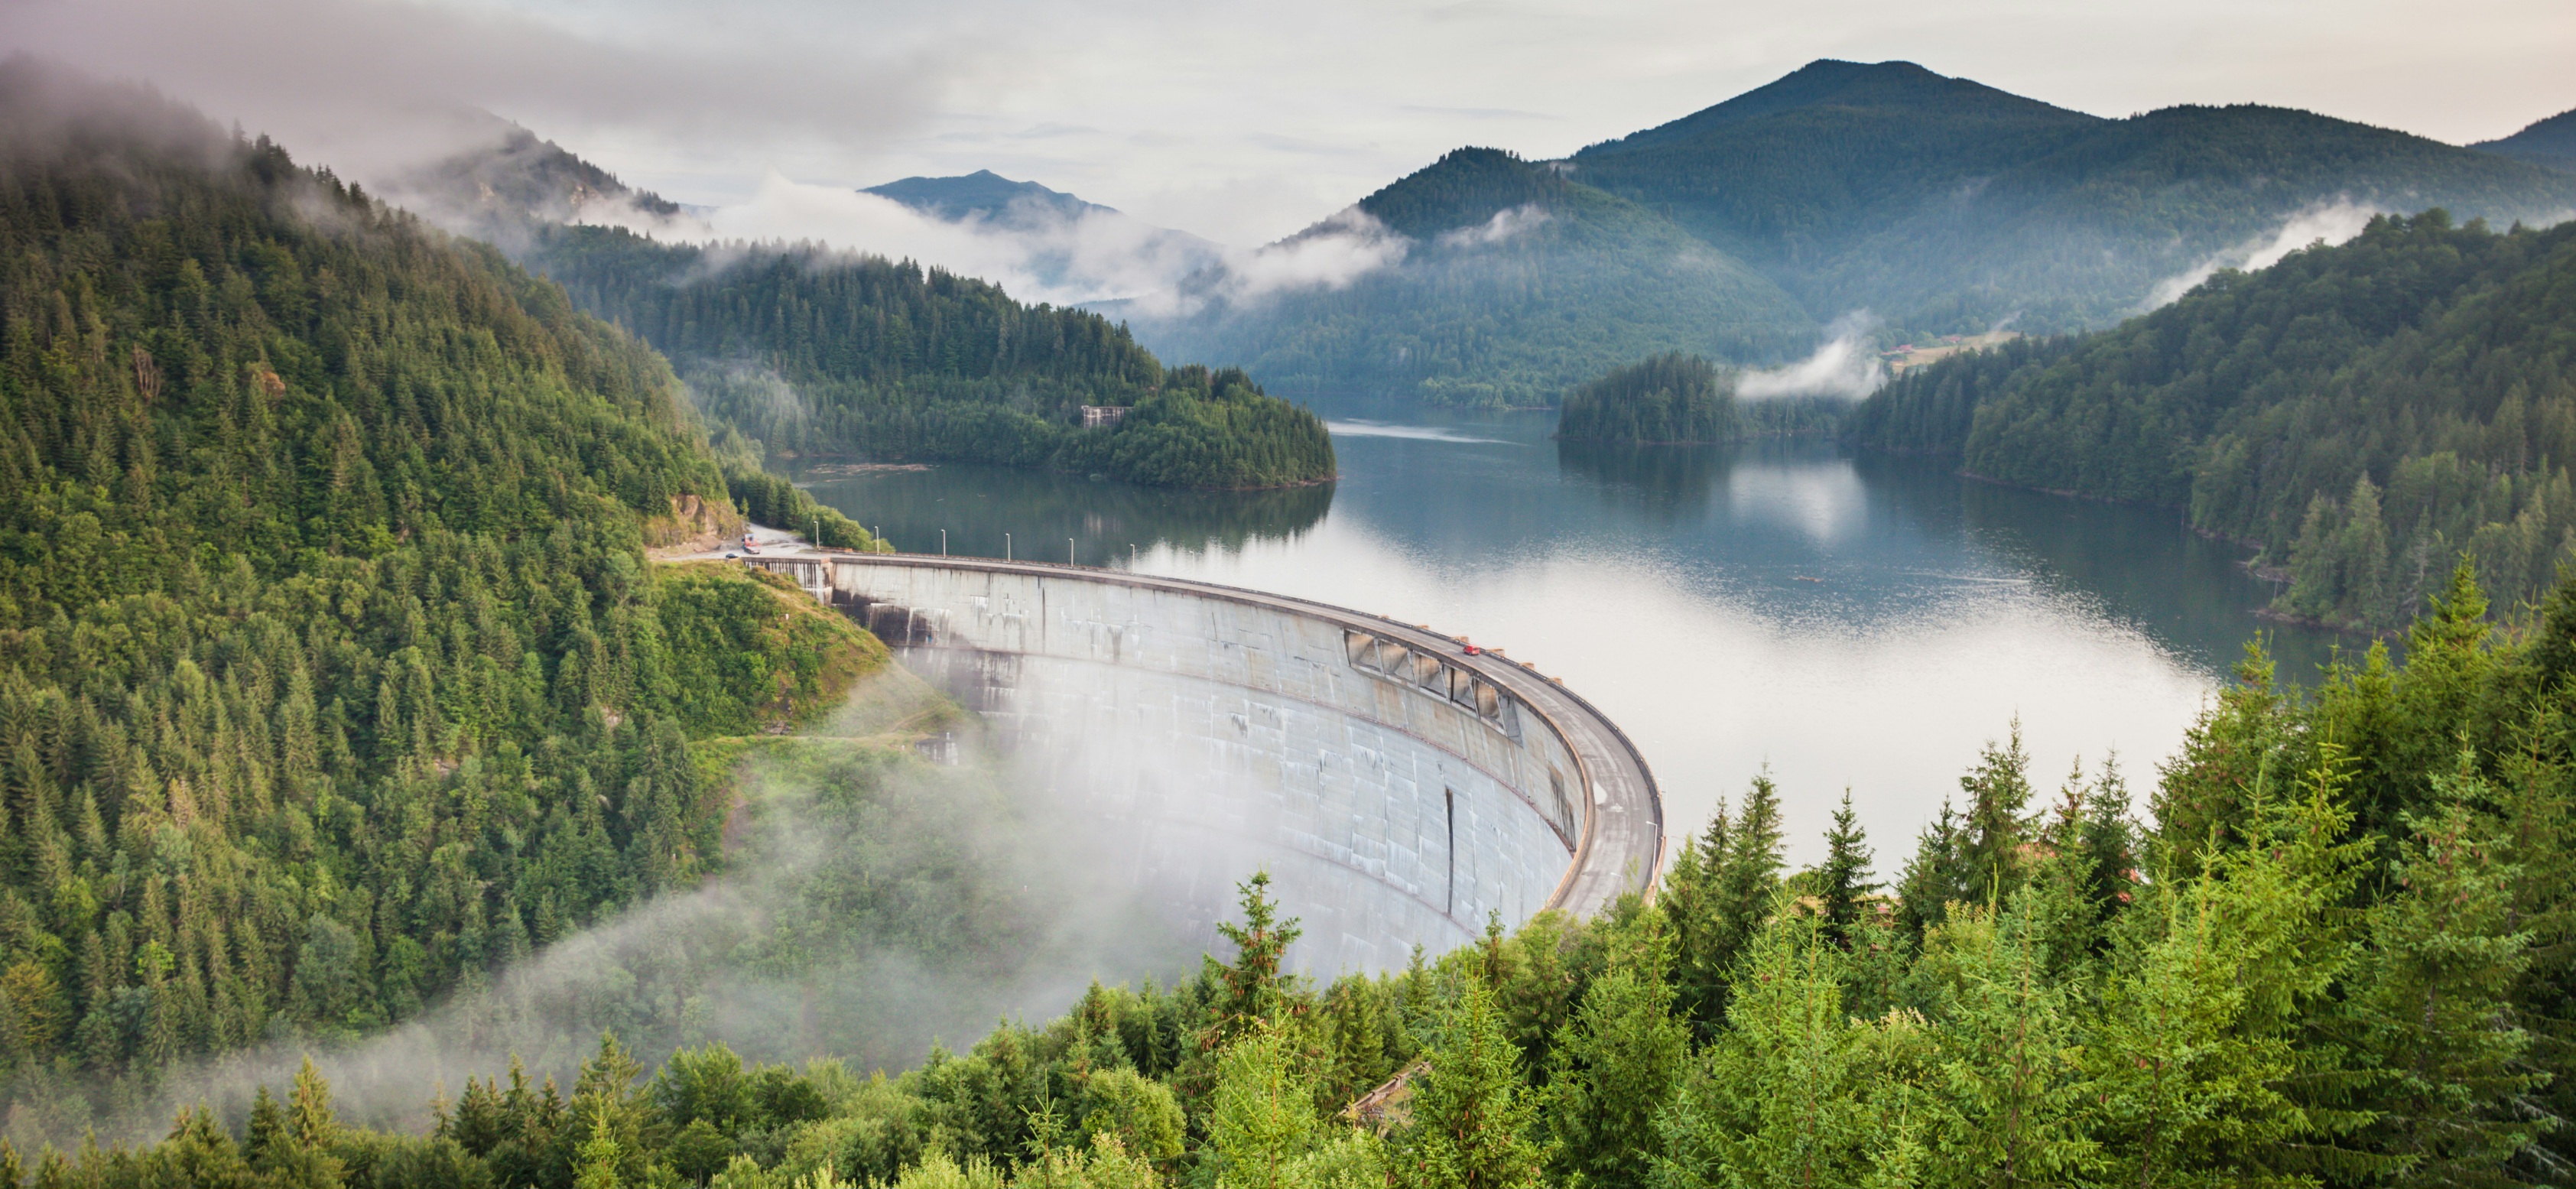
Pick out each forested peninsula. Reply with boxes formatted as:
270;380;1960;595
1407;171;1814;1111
524;229;1337;491
0;66;908;1113
1849;210;2576;631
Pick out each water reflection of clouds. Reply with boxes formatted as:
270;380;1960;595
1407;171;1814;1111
1149;528;2214;869
1724;458;1869;544
1327;420;1509;443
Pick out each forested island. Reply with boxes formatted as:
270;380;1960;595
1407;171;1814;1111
1557;355;1736;444
1850;210;2576;632
1558;353;1851;443
524;229;1337;491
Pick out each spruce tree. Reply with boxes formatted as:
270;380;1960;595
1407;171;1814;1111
1543;912;1684;1189
1892;801;1966;947
1914;897;2099;1187
1817;790;1878;950
1655;900;1881;1189
1393;983;1546;1189
2490;742;2575;1180
2086;764;2360;1187
1210;1025;1320;1189
573;1097;625;1189
1655;807;1729;1038
1667;775;1784;1041
2350;760;2542;1183
2152;641;2288;876
1213;872;1303;1044
1956;722;2035;906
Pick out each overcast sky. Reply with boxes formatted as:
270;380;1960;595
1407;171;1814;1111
4;0;2571;245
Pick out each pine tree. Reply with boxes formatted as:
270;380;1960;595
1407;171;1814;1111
1956;722;2035;906
1893;801;1967;947
1394;983;1547;1189
1914;897;2100;1187
1210;1024;1320;1189
2350;759;2542;1183
1656;901;1879;1189
1667;775;1784;1041
1817;790;1878;950
1544;913;1684;1189
1213;872;1303;1044
574;1096;624;1189
1656;806;1730;1039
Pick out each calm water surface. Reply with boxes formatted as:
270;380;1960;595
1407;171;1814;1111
793;411;2357;865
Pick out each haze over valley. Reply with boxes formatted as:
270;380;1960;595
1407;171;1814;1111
0;5;2574;1187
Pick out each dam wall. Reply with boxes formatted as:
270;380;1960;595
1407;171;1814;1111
746;553;1664;973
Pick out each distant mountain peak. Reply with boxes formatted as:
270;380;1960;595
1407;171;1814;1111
1582;58;2096;155
378;116;678;245
862;170;1115;224
1353;147;1583;240
2476;107;2576;173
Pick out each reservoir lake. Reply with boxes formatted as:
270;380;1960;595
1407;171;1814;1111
793;410;2356;866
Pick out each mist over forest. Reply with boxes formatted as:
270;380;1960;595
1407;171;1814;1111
0;9;2571;1187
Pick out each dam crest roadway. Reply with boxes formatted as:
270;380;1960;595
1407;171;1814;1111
729;541;1665;972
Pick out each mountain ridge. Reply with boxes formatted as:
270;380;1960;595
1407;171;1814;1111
2477;106;2576;174
864;168;1116;224
1118;147;1817;407
1567;60;2576;336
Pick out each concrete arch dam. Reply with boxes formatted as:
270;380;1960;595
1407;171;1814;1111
747;553;1665;973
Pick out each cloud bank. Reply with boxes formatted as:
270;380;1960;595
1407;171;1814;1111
2146;199;2383;307
1738;315;1888;401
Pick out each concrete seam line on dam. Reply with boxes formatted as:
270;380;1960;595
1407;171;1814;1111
736;548;1665;936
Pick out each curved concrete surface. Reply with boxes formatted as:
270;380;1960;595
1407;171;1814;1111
742;550;1664;969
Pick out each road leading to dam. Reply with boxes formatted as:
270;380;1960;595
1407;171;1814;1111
726;545;1665;969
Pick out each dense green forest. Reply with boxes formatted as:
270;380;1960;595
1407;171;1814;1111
1557;355;1736;443
1848;210;2576;630
523;229;1335;490
2478;109;2576;174
1557;354;1853;443
24;559;2576;1187
1120;149;1816;409
0;63;899;1123
1568;60;2576;335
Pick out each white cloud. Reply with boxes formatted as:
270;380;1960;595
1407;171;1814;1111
2145;199;2382;307
1738;314;1887;401
8;0;2568;249
1208;207;1412;303
583;170;1224;308
1437;203;1551;247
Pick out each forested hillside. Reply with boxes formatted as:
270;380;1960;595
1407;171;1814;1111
1848;210;2576;630
1570;60;2576;336
527;227;1336;489
0;63;893;1115
1121;148;1816;408
2479;108;2576;174
24;561;2575;1187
